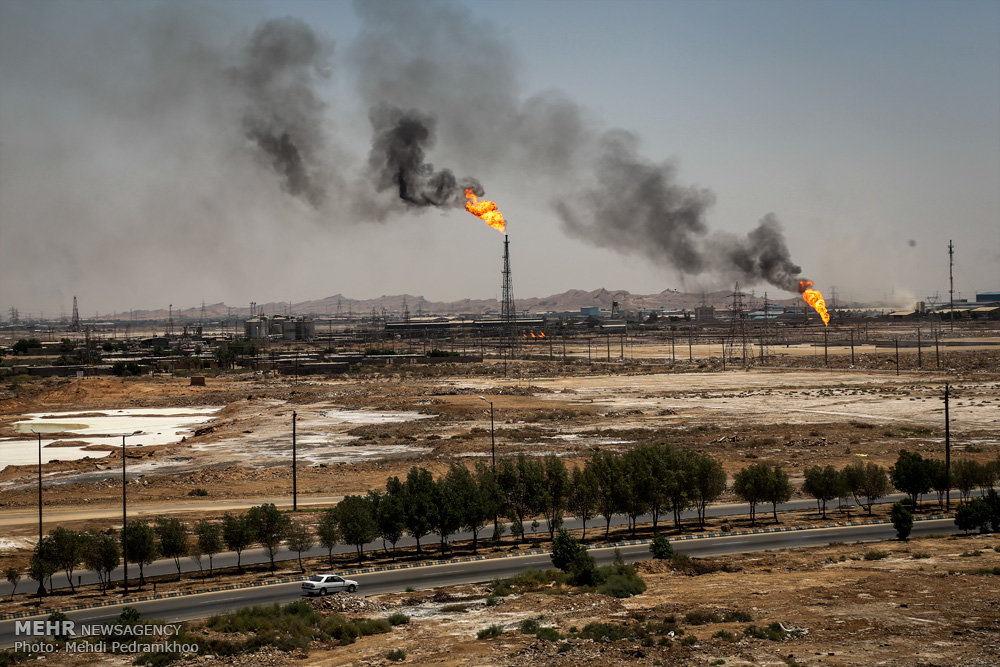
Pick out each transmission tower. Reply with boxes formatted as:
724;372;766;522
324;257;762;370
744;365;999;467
70;296;81;332
725;282;750;368
948;240;955;331
501;234;516;363
402;296;410;323
167;304;174;338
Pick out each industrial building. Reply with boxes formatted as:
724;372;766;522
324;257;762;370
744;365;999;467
244;315;316;341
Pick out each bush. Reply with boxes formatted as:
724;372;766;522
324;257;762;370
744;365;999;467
684;609;720;625
441;604;468;613
891;503;913;540
387;612;410;626
649;534;674;560
535;627;561;641
713;630;737;642
863;550;889;561
386;648;406;662
578;622;633;641
551;529;586;572
595;562;646;598
722;610;753;623
476;624;503;640
519;619;540;634
744;623;786;641
187;488;209;497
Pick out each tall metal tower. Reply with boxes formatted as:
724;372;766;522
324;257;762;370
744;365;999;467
948;240;955;331
725;282;750;368
70;296;81;332
501;234;516;360
167;304;174;338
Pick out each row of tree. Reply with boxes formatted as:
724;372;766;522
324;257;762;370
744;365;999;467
16;449;1000;596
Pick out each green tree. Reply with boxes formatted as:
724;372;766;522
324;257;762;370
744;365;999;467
246;503;290;571
447;463;489;553
221;512;254;573
663;448;694;531
954;501;984;534
891;502;913;540
81;531;119;593
431;473;462;556
317;508;341;567
690;453;727;528
123;520;157;588
48;526;84;592
541;455;570;539
649;534;674;560
376;479;406;557
890;450;933;508
765;466;793;523
336;495;378;564
842;461;891;515
621;446;654;536
803;465;844;519
5;567;20;601
569;465;598;540
474;462;504;544
154;517;189;581
194;520;222;577
29;545;57;596
403;466;435;553
925;459;949;507
589;451;624;538
733;464;768;526
550;528;587;572
951;460;980;503
286;521;314;573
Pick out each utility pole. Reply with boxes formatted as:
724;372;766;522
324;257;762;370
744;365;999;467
292;411;298;511
35;431;45;596
944;384;951;512
122;434;128;595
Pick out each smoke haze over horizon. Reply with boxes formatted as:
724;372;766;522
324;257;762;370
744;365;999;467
1;0;997;316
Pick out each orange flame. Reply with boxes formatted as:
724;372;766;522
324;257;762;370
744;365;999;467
799;280;830;326
538;332;546;338
464;189;506;233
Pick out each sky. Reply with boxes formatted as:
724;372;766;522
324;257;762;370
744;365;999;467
1;0;997;318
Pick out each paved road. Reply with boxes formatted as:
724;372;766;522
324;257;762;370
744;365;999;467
2;492;940;598
0;518;958;648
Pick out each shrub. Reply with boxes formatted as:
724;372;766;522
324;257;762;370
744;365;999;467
863;550;889;561
387;612;410;626
440;604;468;613
744;622;789;641
722;610;753;623
680;634;697;646
650;534;674;560
891;503;913;540
713;630;737;642
386;648;406;662
477;624;503;640
578;622;633;641
187;488;209;497
684;609;720;625
596;564;646;598
485;595;498;607
535;627;561;641
519;619;540;634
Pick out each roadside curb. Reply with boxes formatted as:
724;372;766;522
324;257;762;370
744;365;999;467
0;513;950;621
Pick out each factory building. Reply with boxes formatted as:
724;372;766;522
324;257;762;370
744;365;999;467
244;315;315;341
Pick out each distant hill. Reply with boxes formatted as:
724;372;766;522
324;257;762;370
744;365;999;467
112;288;806;321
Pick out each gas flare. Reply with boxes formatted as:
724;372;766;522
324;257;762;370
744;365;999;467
799;280;830;326
464;189;506;233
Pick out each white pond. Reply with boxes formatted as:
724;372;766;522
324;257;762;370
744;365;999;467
1;407;221;469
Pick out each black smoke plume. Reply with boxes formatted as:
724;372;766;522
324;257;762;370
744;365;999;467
557;131;801;291
367;105;483;208
235;17;332;206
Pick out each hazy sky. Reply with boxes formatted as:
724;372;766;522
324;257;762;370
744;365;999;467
1;0;997;317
